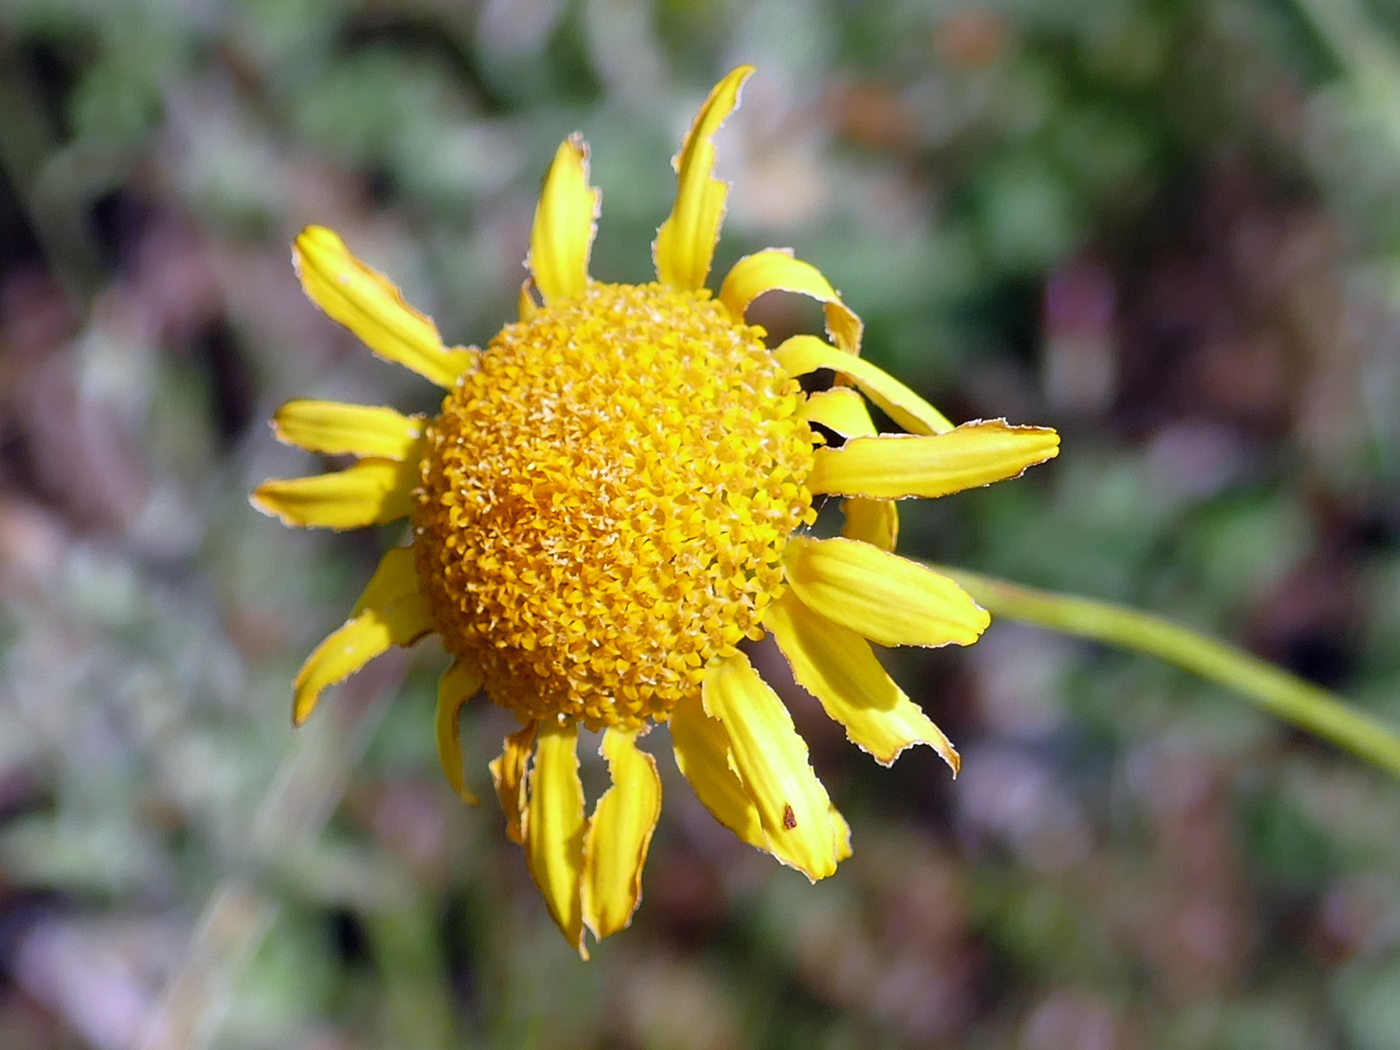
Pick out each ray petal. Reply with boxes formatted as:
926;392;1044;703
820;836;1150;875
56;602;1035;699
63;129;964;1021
272;400;424;460
293;226;476;388
701;651;840;881
809;422;1061;500
766;590;960;771
840;497;899;552
799;387;878;438
527;135;599;304
775;335;954;435
292;593;434;726
582;729;662;940
251;457;418;530
489;722;538;846
350;546;421;616
669;693;767;850
782;536;990;649
435;658;484;804
654;66;753;290
719;248;862;352
524;720;589;958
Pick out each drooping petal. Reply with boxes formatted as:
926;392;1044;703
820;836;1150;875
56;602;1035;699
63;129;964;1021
350;546;421;617
719;249;862;353
800;387;878;438
527;135;599;304
583;729;662;940
489;722;538;845
809;421;1061;500
840;497;898;552
765;591;960;772
435;658;484;804
775;335;954;435
272;400;424;460
782;536;989;648
293;226;476;388
701;651;841;881
251;458;418;530
654;66;753;290
669;693;766;850
524;720;589;957
292;594;434;726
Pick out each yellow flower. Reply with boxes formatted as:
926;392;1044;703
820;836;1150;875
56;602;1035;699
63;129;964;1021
253;66;1059;956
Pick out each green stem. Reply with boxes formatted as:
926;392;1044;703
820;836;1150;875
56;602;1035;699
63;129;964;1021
931;564;1400;779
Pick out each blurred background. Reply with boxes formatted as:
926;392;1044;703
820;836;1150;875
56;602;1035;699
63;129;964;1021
2;0;1400;1047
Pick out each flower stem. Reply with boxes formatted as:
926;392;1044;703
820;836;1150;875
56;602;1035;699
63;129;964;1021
931;564;1400;779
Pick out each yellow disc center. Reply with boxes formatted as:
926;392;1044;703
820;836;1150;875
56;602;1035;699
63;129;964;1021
412;282;816;730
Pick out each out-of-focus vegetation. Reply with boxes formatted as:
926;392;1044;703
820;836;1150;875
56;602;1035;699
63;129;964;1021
1;0;1399;1047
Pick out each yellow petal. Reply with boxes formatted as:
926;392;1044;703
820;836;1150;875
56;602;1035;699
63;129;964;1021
272;400;424;460
840;497;898;552
293;226;476;388
799;387;877;438
292;594;434;726
489;722;537;845
782;536;989;648
524;720;589;957
350;546;421;617
518;278;539;321
528;135;599;304
435;658;483;804
765;591;960;771
654;66;753;290
720;249;862;353
831;806;853;862
775;335;954;435
251;458;417;530
809;421;1061;500
583;729;662;940
669;693;767;850
701;651;840;881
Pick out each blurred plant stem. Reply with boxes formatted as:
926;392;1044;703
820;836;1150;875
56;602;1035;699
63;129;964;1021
935;564;1400;779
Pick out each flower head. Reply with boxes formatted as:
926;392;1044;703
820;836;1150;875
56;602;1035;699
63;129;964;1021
254;66;1059;956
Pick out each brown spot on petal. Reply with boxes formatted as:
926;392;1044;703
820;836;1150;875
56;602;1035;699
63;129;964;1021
783;804;797;830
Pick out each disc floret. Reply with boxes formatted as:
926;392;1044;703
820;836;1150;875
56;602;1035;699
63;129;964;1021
412;282;817;730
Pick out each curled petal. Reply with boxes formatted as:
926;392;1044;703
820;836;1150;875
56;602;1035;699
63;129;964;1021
293;594;434;726
720;248;862;353
809;422;1061;500
583;729;662;940
775;335;954;436
251;457;419;530
524;721;589;958
701;651;840;881
435;658;484;804
766;591;959;772
782;536;989;649
489;721;538;845
273;400;424;460
800;387;877;438
293;226;476;388
654;66;753;290
528;135;599;304
670;693;766;850
840;497;898;552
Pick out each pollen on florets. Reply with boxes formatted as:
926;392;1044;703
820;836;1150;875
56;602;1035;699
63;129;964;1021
411;282;818;731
